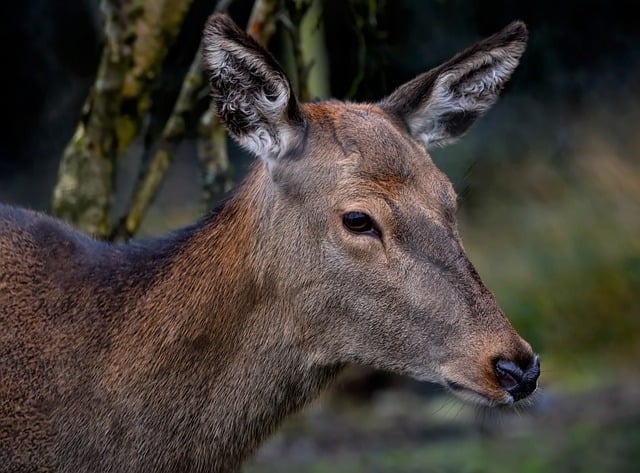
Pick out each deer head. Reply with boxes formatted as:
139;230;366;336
202;14;539;407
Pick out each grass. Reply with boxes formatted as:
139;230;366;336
329;421;637;473
246;397;640;473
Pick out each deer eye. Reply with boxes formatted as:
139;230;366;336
342;212;379;236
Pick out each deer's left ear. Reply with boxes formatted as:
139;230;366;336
202;14;305;163
380;21;528;149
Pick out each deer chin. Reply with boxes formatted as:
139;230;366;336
443;378;514;407
403;368;513;407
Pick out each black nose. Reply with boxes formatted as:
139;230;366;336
495;356;540;402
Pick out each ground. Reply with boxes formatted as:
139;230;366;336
245;367;640;473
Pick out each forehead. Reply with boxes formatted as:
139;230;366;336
304;102;455;203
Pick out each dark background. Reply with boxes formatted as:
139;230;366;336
2;1;638;206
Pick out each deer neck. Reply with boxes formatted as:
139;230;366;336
106;164;340;471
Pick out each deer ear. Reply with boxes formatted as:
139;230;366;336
380;21;528;149
202;14;305;163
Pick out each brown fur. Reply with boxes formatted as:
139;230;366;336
0;14;538;473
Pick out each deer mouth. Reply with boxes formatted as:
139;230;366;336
443;356;540;407
444;379;514;407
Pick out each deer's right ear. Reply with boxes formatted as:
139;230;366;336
202;14;305;164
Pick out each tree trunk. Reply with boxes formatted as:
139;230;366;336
51;0;192;238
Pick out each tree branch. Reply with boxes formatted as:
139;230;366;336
51;0;193;238
50;0;133;238
112;0;237;239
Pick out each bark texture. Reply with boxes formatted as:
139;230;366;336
51;0;192;238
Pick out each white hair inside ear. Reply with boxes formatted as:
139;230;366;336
202;15;306;165
381;21;527;150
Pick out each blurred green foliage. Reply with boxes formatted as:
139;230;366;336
247;418;640;473
450;98;640;378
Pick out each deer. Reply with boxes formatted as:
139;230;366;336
0;13;540;473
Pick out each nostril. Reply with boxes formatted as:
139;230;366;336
495;355;541;402
524;355;541;384
494;359;524;391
